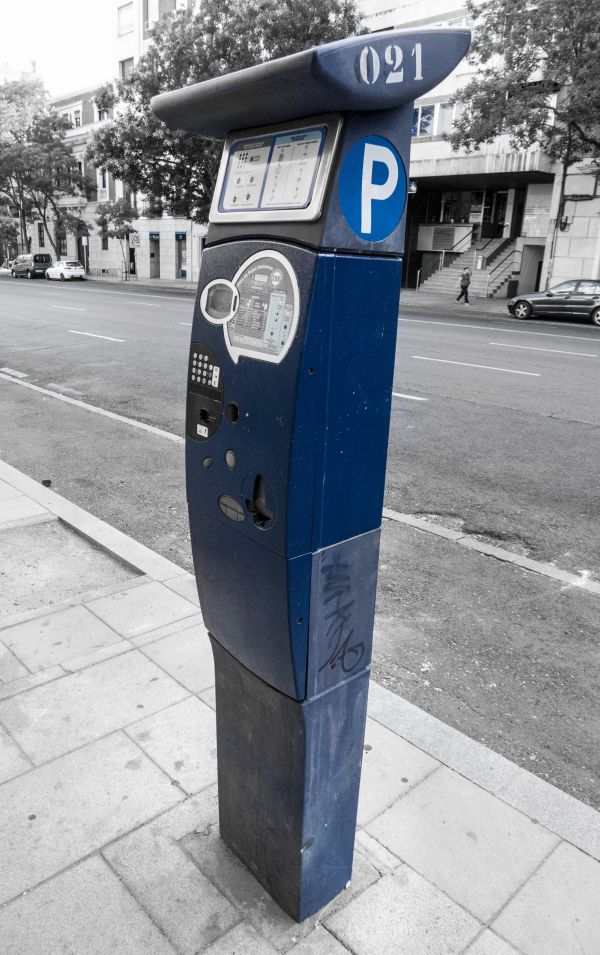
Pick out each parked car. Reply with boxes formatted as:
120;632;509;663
11;253;53;279
508;280;600;325
45;260;86;281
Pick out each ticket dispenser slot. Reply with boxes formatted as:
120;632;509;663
152;27;470;923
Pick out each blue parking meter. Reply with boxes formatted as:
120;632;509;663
152;27;469;921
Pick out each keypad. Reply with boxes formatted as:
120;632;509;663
191;350;220;390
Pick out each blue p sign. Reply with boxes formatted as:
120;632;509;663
339;135;407;242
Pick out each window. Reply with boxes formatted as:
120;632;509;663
100;168;107;189
58;233;67;257
438;103;455;135
77;160;84;176
118;3;134;34
412;105;435;137
37;223;45;247
577;281;600;295
419;106;435;136
73;110;81;127
97;108;109;121
119;57;134;81
101;225;109;251
552;281;577;294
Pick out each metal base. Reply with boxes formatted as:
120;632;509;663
211;637;369;921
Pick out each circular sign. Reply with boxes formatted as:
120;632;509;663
338;135;407;242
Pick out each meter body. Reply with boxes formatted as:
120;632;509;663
152;28;470;922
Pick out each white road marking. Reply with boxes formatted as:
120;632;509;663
178;322;193;326
412;356;540;377
51;305;86;312
69;330;125;343
401;317;598;343
128;301;163;307
0;367;28;379
392;392;428;401
91;290;192;303
489;342;597;358
0;373;184;444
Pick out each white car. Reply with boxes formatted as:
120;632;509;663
45;260;86;281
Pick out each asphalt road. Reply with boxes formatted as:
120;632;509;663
1;275;598;808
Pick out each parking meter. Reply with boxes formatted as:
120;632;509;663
152;27;469;921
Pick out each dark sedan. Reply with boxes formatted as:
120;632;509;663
508;280;600;325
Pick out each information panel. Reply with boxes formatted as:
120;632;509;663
199;251;300;365
227;256;296;359
210;116;341;223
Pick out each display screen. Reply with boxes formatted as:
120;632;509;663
220;126;325;213
227;257;296;358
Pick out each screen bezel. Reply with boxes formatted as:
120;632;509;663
209;113;342;224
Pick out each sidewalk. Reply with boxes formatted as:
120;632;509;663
1;458;599;955
84;274;512;318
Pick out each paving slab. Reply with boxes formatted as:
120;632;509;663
366;766;559;921
0;641;29;683
357;716;439;826
163;572;201;605
0;731;183;904
202;922;280;954
0;495;49;525
368;683;600;863
289;927;352;954
0;519;137;619
492;841;600;954
141;621;215;692
61;638;132;672
465;932;520;955
0;478;22;501
181;825;381;952
87;579;199;637
104;820;238;954
2;603;123;671
0;664;64;701
0;855;177;955
325;867;481;955
126;695;217;794
0;724;31;784
0;650;190;763
130;611;205;647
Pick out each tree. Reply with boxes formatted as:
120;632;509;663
86;0;362;221
95;199;138;275
449;0;600;167
0;80;88;256
22;113;89;258
0;78;46;250
0;215;18;265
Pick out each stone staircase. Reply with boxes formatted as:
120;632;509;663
420;237;518;298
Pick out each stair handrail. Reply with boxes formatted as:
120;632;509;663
416;226;474;288
475;226;505;267
485;249;522;297
483;236;514;269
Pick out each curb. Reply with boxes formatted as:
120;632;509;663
383;509;600;597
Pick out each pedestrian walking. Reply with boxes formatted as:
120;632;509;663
456;267;471;304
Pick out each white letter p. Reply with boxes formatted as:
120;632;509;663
361;144;399;235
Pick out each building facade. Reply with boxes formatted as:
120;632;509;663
361;0;599;293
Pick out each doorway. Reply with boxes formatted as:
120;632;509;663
176;233;187;279
149;236;160;278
